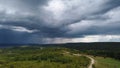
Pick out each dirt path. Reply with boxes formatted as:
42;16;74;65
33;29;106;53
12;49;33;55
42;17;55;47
73;54;95;68
86;56;95;68
63;51;95;68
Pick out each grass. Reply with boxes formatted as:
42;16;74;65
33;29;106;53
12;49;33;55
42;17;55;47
94;56;120;68
0;47;90;68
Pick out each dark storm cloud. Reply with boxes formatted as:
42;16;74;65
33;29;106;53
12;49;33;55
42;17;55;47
0;0;120;43
0;29;30;44
108;0;120;8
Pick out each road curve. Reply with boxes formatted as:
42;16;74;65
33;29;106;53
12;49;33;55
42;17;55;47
64;52;95;68
86;56;95;68
73;54;95;68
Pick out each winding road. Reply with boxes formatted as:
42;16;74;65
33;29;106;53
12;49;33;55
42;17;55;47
64;51;95;68
73;54;95;68
86;56;95;68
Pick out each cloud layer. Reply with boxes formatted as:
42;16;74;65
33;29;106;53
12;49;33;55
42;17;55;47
0;0;120;44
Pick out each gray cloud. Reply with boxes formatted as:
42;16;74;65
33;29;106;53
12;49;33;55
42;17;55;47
0;0;120;43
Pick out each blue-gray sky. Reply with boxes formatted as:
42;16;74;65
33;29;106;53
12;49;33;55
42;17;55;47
0;0;120;44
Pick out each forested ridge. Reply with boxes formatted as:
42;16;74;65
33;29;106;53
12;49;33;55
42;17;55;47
61;42;120;60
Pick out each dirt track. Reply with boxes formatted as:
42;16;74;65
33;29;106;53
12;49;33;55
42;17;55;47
86;56;95;68
73;54;95;68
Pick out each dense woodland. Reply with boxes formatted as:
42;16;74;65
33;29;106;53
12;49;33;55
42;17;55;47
1;42;120;60
61;42;120;60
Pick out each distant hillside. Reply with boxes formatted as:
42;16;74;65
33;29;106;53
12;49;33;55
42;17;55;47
63;42;120;51
0;42;120;60
60;42;120;60
0;42;120;50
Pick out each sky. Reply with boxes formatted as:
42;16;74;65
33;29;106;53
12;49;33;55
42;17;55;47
0;0;120;44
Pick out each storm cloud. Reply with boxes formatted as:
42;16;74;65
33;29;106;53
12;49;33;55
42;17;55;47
0;0;120;44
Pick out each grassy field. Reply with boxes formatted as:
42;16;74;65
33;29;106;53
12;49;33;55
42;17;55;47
94;56;120;68
0;46;120;68
0;47;90;68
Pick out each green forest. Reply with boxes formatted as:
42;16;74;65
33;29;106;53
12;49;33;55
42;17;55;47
61;42;120;60
0;47;90;68
0;42;120;68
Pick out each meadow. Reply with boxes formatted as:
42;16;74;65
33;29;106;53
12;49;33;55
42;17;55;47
94;56;120;68
0;47;90;68
0;42;120;68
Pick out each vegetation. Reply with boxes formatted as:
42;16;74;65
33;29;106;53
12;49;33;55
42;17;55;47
94;56;120;68
0;42;120;68
61;42;120;60
0;47;90;68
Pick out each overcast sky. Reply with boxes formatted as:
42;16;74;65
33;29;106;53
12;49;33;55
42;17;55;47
0;0;120;44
